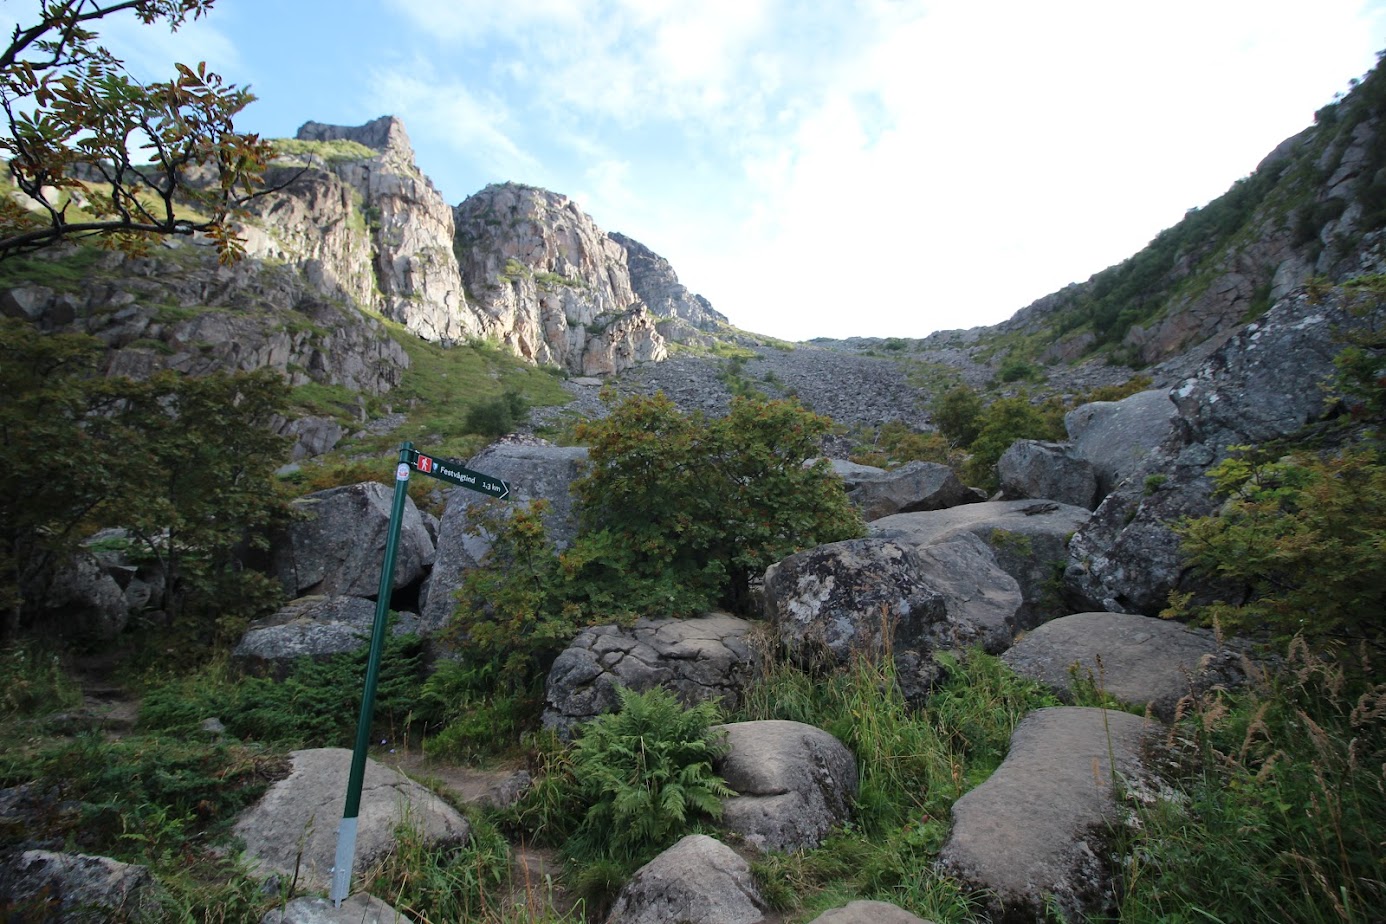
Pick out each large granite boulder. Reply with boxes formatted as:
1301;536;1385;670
606;834;768;924
421;441;588;629
1064;390;1178;498
232;595;422;678
1002;612;1246;720
845;460;980;521
543;613;756;736
715;721;858;852
997;440;1098;509
937;707;1154;922
1065;292;1376;615
233;748;469;890
808;901;935;924
272;482;434;601
0;850;155;922
870;500;1091;629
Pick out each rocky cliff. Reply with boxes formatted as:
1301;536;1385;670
453;183;667;374
609;231;727;344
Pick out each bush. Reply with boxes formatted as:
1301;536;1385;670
961;394;1061;491
930;384;985;447
464;389;529;437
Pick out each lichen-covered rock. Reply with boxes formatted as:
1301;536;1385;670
232;595;422;678
0;850;155;922
611;231;727;332
715;721;858;852
846;460;980;521
998;440;1098;509
1064;390;1178;498
272;482;435;600
937;707;1155;923
263;893;406;924
234;748;469;891
605;834;767;924
542;613;756;736
422;441;588;629
808;901;935;924
1002;612;1246;720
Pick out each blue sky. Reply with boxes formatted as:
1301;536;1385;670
25;0;1386;341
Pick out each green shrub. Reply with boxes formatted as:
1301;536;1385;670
930;384;985;447
0;642;81;719
464;389;530;437
961;394;1061;491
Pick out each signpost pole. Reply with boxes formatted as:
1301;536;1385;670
329;440;413;906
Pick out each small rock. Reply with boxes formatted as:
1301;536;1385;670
605;834;767;924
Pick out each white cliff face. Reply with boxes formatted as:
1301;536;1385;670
454;182;667;375
255;116;481;344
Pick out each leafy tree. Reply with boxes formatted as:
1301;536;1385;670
961;393;1061;490
930;383;985;447
0;0;278;262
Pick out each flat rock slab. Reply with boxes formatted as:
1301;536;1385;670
234;748;469;890
808;900;936;923
938;706;1153;922
0;850;155;922
715;720;858;852
263;892;405;923
606;834;767;924
543;613;757;736
1002;612;1239;720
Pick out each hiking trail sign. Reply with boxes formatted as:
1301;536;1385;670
329;441;510;905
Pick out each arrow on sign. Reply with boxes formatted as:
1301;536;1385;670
407;450;511;500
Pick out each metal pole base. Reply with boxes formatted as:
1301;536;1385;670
328;816;358;907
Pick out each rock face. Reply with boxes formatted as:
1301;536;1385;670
1002;612;1244;720
233;748;469;890
422;441;589;629
715;721;858;852
232;595;423;678
272;482;435;601
1065;291;1379;614
606;834;768;924
543;614;758;736
610;231;727;340
454;183;668;375
808;901;935;924
263;893;406;924
292;117;479;344
1064;390;1178;498
937;707;1154;923
0;850;155;922
998;440;1098;510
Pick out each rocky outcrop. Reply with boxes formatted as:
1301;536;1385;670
937;707;1155;923
264;893;407;924
715;721;858;852
844;460;981;521
234;747;469;891
809;902;935;924
606;834;768;924
454;183;667;375
1002;612;1246;720
232;595;423;678
0;850;156;922
610;231;727;337
543;614;758;736
1064;390;1178;498
422;441;589;629
292;117;480;344
997;441;1098;509
272;482;435;601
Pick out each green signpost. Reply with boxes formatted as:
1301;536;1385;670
330;441;512;906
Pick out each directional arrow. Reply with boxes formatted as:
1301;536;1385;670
408;450;511;500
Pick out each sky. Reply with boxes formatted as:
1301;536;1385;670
17;0;1386;341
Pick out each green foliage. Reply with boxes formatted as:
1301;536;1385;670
0;0;277;262
1115;641;1385;923
962;393;1063;491
930;384;985;447
564;686;732;865
365;812;520;922
996;356;1041;383
0;641;81;719
465;389;531;437
271;137;377;164
850;421;962;470
1168;447;1386;645
573;393;865;615
139;630;426;746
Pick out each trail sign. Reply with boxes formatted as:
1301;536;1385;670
407;449;510;499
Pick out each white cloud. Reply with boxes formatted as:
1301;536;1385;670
95;6;242;80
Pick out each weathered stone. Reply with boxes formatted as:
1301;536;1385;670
870;500;1090;629
272;482;435;601
279;415;345;461
605;834;767;924
0;850;155;922
808;900;935;924
543;613;757;736
847;460;980;521
232;595;422;678
36;553;130;642
1002;612;1245;720
938;707;1153;923
715;721;858;852
998;440;1098;509
234;748;469;890
1064;390;1178;497
262;892;405;924
422;441;588;629
611;231;727;332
